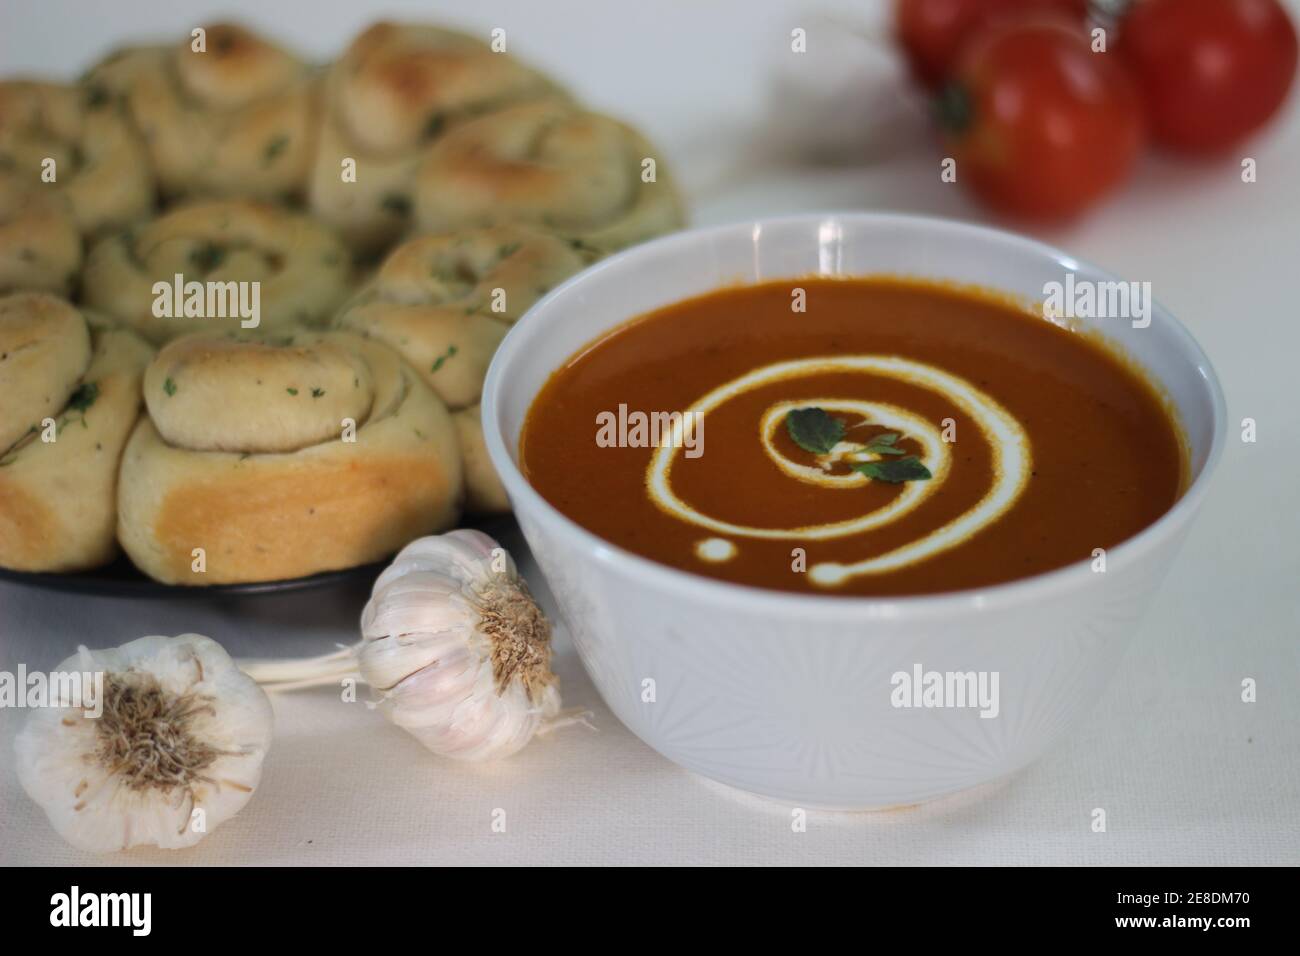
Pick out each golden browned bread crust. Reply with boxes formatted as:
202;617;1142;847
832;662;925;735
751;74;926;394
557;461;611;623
453;403;509;514
0;171;82;296
0;80;154;236
414;99;685;253
82;199;351;343
84;24;319;202
308;21;562;251
0;294;154;571
117;328;462;584
335;224;588;409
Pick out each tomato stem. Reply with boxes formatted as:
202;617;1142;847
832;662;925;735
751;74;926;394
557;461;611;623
933;82;973;135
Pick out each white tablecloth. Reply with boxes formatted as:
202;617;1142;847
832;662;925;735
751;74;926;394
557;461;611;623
2;0;1298;866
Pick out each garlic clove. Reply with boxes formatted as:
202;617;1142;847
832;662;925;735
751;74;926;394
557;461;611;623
361;573;474;638
373;640;481;726
406;678;560;761
370;528;514;594
14;633;273;853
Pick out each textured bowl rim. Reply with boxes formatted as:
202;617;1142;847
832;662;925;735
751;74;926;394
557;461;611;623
482;211;1228;623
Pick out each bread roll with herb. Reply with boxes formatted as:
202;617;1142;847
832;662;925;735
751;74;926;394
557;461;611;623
453;403;509;513
0;80;153;235
82;199;351;343
0;294;153;572
308;22;562;251
0;172;81;295
414;99;684;253
116;328;462;584
335;225;589;409
83;23;319;202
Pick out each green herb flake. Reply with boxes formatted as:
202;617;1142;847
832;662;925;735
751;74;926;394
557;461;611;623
189;243;226;272
785;407;845;455
163;377;177;396
84;84;111;109
66;381;99;413
380;194;412;217
422;112;446;140
852;456;932;484
262;135;290;165
566;237;602;258
286;387;299;396
430;344;459;373
311;387;325;398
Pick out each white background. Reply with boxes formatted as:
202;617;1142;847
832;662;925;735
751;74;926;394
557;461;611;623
1;0;1297;865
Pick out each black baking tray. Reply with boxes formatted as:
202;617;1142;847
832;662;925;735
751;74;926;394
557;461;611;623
0;513;518;598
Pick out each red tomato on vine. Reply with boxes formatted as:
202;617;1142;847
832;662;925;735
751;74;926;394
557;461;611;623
936;16;1145;219
895;0;1088;89
1118;0;1298;153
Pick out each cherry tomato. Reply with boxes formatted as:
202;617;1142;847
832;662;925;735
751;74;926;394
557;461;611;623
1119;0;1298;154
895;0;1088;89
936;16;1144;220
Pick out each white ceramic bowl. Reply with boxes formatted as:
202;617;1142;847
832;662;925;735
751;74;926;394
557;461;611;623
482;213;1226;809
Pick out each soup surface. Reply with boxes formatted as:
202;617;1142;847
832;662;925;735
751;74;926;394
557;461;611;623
521;277;1185;597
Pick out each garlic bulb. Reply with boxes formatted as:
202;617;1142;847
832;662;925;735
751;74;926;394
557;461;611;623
362;530;562;759
14;634;273;853
243;530;567;762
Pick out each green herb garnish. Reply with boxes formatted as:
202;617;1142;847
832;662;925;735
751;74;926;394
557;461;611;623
422;112;446;140
286;387;298;396
311;387;325;398
430;344;458;373
862;432;907;456
852;456;932;484
163;377;177;396
785;407;931;483
785;407;844;455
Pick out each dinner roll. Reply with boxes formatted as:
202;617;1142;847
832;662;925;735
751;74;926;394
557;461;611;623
117;328;463;584
335;225;589;408
308;22;562;251
82;199;351;343
453;403;510;513
0;80;153;235
0;171;81;295
84;23;319;202
0;294;153;572
414;99;684;253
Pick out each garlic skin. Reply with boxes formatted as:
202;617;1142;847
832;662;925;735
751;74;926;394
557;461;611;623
359;530;562;761
14;634;273;853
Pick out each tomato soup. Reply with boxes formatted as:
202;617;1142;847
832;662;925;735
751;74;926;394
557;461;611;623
520;277;1185;597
